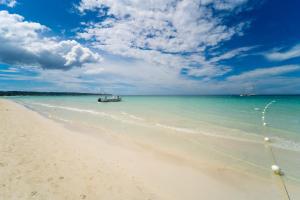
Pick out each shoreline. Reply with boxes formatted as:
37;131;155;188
1;99;298;199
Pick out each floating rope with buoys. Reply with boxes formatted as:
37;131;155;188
262;100;291;200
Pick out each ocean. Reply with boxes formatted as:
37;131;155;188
10;95;300;188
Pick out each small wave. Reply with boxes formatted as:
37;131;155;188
30;102;121;120
156;122;300;151
55;117;72;123
32;103;100;115
155;123;268;144
121;111;145;121
30;102;146;126
156;123;198;134
270;136;300;152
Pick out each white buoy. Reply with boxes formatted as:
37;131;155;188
264;137;270;142
263;122;267;126
271;165;281;175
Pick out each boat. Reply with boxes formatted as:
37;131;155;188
98;95;121;102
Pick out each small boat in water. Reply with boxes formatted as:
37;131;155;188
98;95;121;102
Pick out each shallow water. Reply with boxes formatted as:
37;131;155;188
10;95;300;197
11;95;300;144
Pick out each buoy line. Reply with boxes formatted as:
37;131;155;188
262;100;276;126
268;146;291;200
261;100;291;200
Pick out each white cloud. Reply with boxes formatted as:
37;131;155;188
264;44;300;61
227;65;300;81
76;0;250;79
77;0;247;53
209;46;256;63
0;0;16;7
187;65;231;78
186;46;255;77
209;0;248;10
83;65;104;75
0;67;18;73
0;10;101;69
73;0;262;93
4;61;300;95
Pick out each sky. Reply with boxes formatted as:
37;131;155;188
0;0;300;95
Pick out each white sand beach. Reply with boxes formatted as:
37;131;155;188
0;99;297;200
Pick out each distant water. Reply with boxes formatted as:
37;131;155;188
10;95;300;186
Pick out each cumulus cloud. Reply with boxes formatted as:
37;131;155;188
0;0;16;7
76;0;251;78
264;44;300;61
0;10;101;70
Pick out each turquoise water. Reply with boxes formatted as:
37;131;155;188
11;95;300;144
9;95;300;190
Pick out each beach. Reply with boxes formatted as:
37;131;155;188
0;98;299;199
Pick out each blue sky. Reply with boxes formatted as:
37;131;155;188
1;0;300;94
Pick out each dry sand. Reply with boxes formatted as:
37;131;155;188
0;99;293;199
